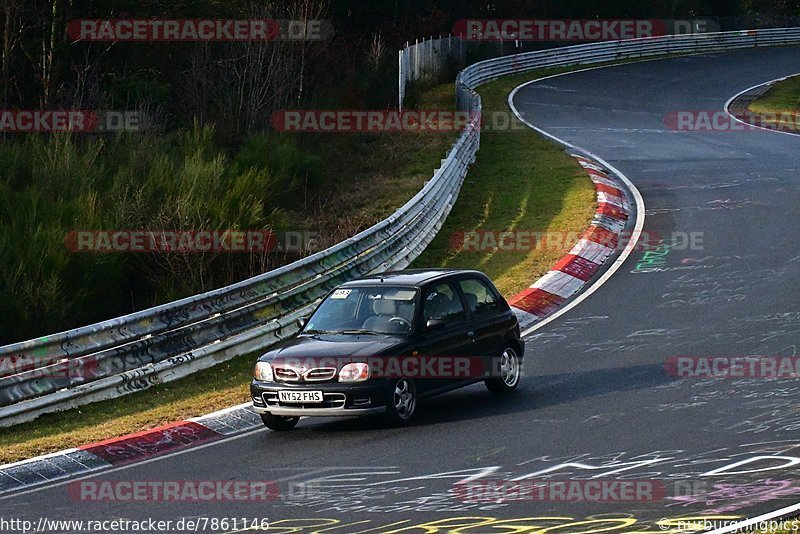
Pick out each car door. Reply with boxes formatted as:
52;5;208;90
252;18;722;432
411;280;474;396
457;276;507;381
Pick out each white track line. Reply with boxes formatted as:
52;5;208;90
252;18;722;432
723;72;800;138
5;56;800;531
506;65;646;338
510;58;800;532
709;79;800;534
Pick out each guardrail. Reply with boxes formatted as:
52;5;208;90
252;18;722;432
0;113;480;427
454;28;800;110
1;27;798;427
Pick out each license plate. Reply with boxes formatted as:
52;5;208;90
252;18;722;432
278;390;324;404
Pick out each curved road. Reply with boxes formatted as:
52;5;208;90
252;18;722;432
4;47;800;533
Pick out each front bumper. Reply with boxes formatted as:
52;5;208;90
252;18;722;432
251;379;389;417
252;405;385;417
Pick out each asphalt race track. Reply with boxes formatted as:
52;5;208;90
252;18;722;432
3;47;800;533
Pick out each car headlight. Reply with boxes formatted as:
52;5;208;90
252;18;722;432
339;362;370;383
254;362;274;381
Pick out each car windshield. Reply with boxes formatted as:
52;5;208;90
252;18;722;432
304;286;418;335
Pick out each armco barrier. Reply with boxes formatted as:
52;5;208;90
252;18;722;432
1;28;798;427
454;28;800;106
0;114;479;426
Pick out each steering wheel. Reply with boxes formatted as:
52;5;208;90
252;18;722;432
388;317;412;330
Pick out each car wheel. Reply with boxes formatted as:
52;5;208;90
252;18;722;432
385;378;417;424
485;346;521;394
261;413;300;431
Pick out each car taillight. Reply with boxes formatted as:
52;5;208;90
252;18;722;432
339;362;370;383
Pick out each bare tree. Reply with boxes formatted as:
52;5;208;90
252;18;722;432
1;0;23;106
40;0;72;107
367;31;386;71
179;0;329;137
63;47;101;110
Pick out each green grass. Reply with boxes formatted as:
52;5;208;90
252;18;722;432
0;127;308;344
0;84;460;464
0;94;459;346
0;67;598;464
748;74;800;131
413;69;596;297
302;84;458;242
0;354;256;463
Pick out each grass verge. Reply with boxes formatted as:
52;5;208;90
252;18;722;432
304;83;458;243
0;67;597;464
0;84;457;464
412;69;596;296
747;74;800;131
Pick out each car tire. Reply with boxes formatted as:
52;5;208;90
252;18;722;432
485;346;521;394
261;413;300;431
384;378;417;425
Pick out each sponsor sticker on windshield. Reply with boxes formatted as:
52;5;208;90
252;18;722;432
387;289;416;301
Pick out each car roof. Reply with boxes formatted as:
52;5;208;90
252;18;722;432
339;269;484;288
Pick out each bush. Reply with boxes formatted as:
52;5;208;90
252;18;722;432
0;124;325;344
234;133;322;211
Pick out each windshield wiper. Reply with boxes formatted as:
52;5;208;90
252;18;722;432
303;328;379;335
303;329;339;335
337;329;379;335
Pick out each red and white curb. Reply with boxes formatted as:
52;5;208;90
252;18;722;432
0;402;259;496
0;153;634;497
508;154;631;328
0;159;634;498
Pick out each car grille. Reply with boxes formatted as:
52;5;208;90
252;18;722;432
261;390;346;409
274;366;300;381
303;367;337;381
273;366;337;383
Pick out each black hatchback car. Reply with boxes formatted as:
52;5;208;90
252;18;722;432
251;269;523;430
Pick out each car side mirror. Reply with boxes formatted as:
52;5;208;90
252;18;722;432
426;318;446;331
297;317;308;329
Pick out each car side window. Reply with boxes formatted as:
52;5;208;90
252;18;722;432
458;278;500;316
423;283;466;325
